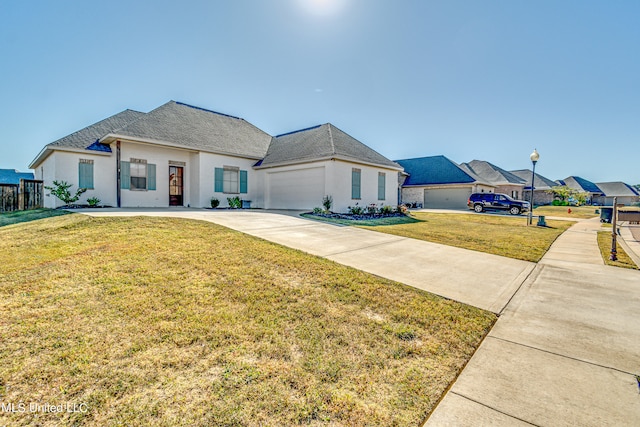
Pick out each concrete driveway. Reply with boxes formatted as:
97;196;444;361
78;208;534;314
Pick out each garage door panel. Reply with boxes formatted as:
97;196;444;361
268;167;325;210
424;188;472;209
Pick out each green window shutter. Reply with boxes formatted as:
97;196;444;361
351;169;361;199
147;164;156;190
79;162;94;189
240;170;248;194
120;161;130;190
378;172;385;200
214;168;224;192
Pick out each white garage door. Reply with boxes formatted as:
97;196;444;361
267;167;325;210
424;188;472;209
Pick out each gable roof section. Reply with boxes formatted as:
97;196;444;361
459;160;526;186
395;155;483;186
594;182;640;197
29;109;145;168
510;169;558;190
258;123;401;169
559;176;603;194
104;101;272;159
0;169;34;185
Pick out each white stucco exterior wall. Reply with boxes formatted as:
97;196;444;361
37;150;115;208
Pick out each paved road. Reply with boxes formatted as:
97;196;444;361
76;209;640;425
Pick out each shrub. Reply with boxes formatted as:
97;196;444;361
348;204;364;215
312;207;324;214
366;204;378;215
44;180;88;205
87;197;100;207
210;198;220;208
380;205;394;215
398;204;408;214
227;196;242;209
322;195;333;212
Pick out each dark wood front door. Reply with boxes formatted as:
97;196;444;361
169;166;183;206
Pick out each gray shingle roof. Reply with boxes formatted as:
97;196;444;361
395;155;482;186
107;101;272;159
47;109;146;150
460;160;526;186
259;123;401;169
510;169;558;190
594;182;640;197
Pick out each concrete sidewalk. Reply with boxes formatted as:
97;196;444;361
426;217;640;426
78;208;533;314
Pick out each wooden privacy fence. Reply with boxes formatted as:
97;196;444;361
0;179;43;212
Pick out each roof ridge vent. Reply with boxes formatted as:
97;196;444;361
175;101;242;120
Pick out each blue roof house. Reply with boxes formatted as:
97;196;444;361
395;155;494;209
0;169;34;185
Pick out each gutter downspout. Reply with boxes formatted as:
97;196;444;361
116;140;121;208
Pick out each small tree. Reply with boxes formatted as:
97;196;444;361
547;185;572;203
322;195;333;212
44;180;87;205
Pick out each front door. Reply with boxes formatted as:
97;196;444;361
169;166;183;206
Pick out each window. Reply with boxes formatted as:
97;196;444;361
351;168;361;199
130;159;147;190
224;167;239;193
121;159;156;191
215;167;247;194
512;190;519;199
378;172;386;200
79;159;94;189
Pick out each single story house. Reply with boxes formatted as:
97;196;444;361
29;101;401;211
593;182;640;206
556;176;604;204
0;169;34;184
510;169;558;205
395;155;494;209
459;160;526;200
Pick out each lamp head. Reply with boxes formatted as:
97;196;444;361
530;149;540;163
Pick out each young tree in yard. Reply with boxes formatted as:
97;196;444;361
547;185;572;203
44;180;87;205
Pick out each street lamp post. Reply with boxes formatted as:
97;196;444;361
528;149;539;226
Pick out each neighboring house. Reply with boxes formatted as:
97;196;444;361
395;155;494;209
29;101;400;211
0;169;34;184
459;160;526;200
510;169;558;205
556;176;604;204
593;182;640;206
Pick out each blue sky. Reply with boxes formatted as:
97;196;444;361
1;0;638;184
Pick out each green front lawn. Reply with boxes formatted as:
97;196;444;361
357;212;572;262
597;231;638;269
533;205;600;219
0;215;494;426
0;208;70;227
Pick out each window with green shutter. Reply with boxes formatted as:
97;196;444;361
147;164;156;191
378;172;385;200
214;168;224;192
79;159;94;189
120;161;130;190
352;168;361;199
240;170;248;194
